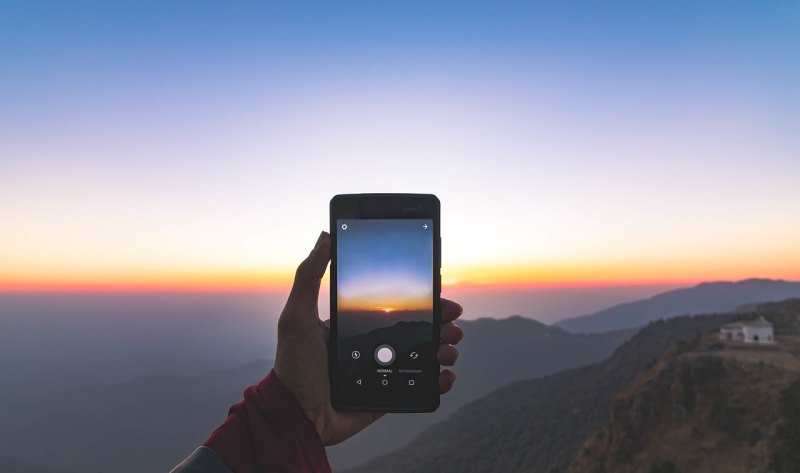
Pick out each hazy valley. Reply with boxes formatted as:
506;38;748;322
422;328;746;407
2;280;800;473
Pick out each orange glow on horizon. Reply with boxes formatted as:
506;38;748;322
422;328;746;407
1;260;799;292
0;281;292;293
338;297;430;312
0;269;294;293
2;244;799;293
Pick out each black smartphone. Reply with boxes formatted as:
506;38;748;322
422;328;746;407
330;193;441;412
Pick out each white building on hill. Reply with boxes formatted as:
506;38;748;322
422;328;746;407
719;316;774;344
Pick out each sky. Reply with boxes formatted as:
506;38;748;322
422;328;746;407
1;1;799;291
337;219;433;312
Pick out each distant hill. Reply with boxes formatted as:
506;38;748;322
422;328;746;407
0;360;272;473
345;307;759;473
326;316;634;470
556;279;800;333
566;299;800;473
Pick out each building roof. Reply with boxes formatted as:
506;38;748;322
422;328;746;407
720;316;773;330
742;316;773;328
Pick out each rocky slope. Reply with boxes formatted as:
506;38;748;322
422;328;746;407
567;300;800;473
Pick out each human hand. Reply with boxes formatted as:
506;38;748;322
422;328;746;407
273;231;463;446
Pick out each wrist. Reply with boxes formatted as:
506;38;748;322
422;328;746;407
271;367;332;445
262;370;330;445
304;403;333;446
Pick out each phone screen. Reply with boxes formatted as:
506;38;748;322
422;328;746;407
334;218;437;409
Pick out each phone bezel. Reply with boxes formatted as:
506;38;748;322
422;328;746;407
329;193;441;412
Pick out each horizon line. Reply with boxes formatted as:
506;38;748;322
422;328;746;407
0;277;793;293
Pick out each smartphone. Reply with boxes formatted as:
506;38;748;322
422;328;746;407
330;194;441;412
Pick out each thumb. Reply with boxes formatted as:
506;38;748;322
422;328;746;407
284;231;331;319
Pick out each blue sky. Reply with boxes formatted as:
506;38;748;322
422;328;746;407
0;1;798;288
337;219;433;310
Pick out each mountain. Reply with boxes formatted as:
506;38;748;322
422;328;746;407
567;299;800;473
0;360;272;473
326;316;634;470
556;279;800;333
337;310;432;338
344;306;764;473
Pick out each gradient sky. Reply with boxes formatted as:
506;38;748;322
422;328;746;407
337;219;433;311
1;1;799;290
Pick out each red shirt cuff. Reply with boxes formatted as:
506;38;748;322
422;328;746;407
203;369;331;473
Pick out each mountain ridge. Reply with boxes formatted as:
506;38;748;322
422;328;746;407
556;279;800;333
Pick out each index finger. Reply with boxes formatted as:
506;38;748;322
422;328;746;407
441;298;463;323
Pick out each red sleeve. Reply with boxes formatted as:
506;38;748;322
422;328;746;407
203;370;332;473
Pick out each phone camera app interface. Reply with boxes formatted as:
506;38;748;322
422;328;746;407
337;219;434;405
